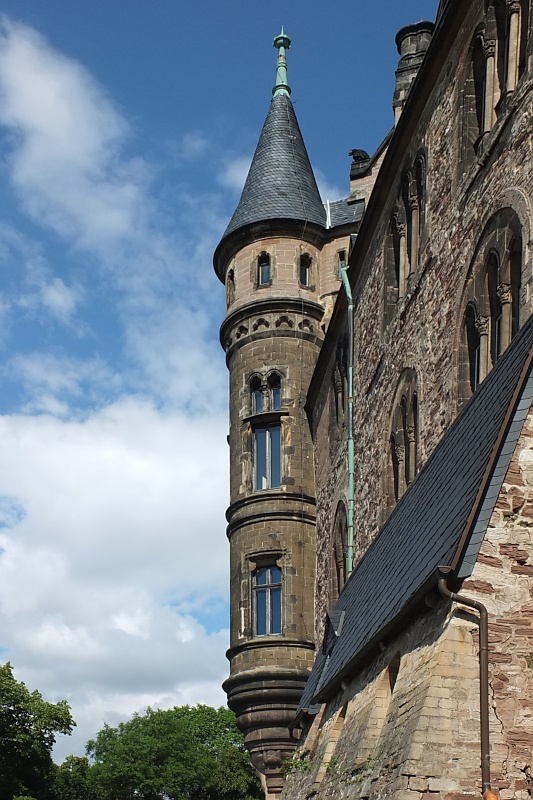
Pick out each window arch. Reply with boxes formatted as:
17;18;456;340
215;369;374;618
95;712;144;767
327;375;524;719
250;375;264;414
387;369;419;512
462;31;487;166
249;372;283;414
459;208;523;402
329;502;348;607
267;372;282;410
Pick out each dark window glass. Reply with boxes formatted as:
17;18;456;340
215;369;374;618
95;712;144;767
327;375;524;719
268;373;282;410
254;566;282;636
258;254;270;286
299;254;311;286
254;424;281;490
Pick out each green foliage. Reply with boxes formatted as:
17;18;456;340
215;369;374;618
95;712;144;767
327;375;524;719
86;704;262;800
0;662;74;800
280;749;312;776
53;755;98;800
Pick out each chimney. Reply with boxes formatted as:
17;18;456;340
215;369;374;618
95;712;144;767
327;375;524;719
393;21;435;123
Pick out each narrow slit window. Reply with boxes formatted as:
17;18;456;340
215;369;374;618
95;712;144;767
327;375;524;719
268;373;282;410
250;377;264;414
258;253;271;286
299;253;311;286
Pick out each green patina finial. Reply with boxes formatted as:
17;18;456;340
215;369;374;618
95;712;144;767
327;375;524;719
272;27;291;96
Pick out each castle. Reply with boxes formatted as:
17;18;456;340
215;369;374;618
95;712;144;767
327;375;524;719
214;2;533;799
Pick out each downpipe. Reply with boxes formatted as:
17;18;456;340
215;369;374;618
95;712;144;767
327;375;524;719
438;572;498;800
340;266;354;575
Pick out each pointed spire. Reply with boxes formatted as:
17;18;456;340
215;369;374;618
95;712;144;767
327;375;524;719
214;32;326;273
272;28;291;96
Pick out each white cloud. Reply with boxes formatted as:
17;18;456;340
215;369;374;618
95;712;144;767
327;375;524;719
0;398;229;755
218;154;252;192
0;17;234;759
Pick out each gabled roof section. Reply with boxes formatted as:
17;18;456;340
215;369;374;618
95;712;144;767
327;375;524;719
327;198;365;228
298;314;533;716
223;93;326;239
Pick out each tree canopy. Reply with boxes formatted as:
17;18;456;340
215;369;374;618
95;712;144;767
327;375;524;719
0;662;74;800
86;704;262;800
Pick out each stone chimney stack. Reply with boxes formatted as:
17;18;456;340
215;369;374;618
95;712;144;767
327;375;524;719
393;21;435;123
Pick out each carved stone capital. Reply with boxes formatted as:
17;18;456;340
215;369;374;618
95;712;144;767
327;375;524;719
406;425;416;444
497;282;512;304
396;221;407;238
395;444;405;463
409;193;419;211
475;314;489;336
484;38;496;58
507;0;521;14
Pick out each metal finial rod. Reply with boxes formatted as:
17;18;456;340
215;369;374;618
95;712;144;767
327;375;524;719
272;28;291;96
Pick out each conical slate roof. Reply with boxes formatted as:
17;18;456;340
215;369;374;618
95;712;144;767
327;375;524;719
222;92;326;238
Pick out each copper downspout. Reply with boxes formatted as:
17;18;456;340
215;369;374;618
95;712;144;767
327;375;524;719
437;573;498;800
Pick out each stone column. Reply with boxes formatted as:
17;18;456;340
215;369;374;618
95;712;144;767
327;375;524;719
507;1;522;92
476;314;490;380
483;39;496;132
498;282;513;351
409;195;420;275
397;221;408;298
406;424;417;485
395;441;406;499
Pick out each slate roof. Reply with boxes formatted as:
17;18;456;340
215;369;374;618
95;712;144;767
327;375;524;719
328;198;365;228
222;93;326;239
298;313;533;715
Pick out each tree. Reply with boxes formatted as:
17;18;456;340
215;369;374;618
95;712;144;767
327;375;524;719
53;755;98;800
0;662;74;800
87;704;262;800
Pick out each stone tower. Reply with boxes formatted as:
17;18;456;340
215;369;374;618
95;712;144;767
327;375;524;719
213;31;330;798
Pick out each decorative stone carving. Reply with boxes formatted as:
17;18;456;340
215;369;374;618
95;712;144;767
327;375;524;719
507;0;521;14
236;324;249;340
253;317;270;331
475;314;489;336
497;282;512;304
299;319;314;332
484;38;496;59
275;315;294;328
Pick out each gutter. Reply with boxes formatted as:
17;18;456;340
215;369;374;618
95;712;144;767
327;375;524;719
438;571;499;800
340;266;355;575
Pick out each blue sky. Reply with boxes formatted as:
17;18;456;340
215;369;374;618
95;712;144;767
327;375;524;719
0;0;438;760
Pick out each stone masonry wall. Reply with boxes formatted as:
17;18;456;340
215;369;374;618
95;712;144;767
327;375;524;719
281;406;533;800
312;0;533;645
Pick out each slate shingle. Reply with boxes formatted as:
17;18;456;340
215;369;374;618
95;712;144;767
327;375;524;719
223;94;326;238
298;313;533;714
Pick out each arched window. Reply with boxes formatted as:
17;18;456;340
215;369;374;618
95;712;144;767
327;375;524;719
414;153;426;250
465;304;481;394
329;502;348;607
462;33;487;165
267;372;282;410
387;370;418;510
250;373;283;414
299;253;311;287
250;375;264;414
459;208;523;402
257;252;271;287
